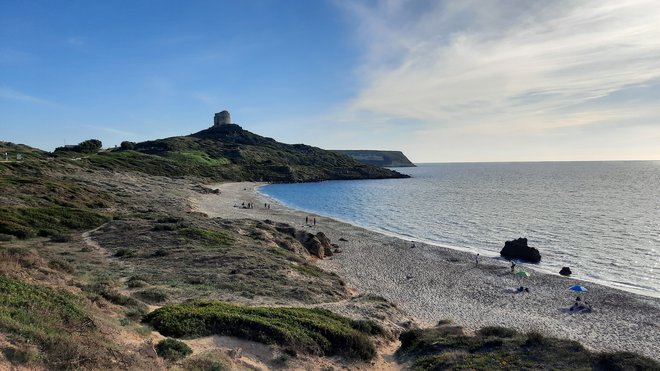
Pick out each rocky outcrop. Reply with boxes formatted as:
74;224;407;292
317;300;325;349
274;223;333;258
500;238;541;263
559;267;572;276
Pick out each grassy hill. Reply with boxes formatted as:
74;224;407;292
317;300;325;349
53;124;408;182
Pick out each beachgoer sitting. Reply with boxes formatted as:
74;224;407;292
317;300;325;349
517;286;524;292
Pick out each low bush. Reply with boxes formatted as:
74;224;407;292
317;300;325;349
134;288;168;303
145;301;377;361
524;331;545;346
48;258;75;274
478;326;517;338
84;280;148;314
594;351;659;371
126;275;149;288
396;325;660;370
114;248;135;258
155;338;192;361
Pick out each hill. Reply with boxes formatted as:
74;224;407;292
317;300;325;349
58;123;409;182
333;150;415;167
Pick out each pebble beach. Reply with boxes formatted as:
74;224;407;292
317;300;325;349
191;182;660;361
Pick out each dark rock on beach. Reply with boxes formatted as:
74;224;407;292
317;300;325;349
560;267;572;276
500;238;541;263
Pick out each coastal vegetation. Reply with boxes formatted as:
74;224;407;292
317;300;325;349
145;302;380;361
397;322;659;370
1;127;658;369
47;123;407;182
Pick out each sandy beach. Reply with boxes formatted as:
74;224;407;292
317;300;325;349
191;182;660;361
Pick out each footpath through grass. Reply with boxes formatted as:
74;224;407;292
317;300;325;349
145;301;381;361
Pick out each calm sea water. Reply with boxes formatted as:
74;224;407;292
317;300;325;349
260;162;660;297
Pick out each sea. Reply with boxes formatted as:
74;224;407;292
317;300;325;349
259;161;660;298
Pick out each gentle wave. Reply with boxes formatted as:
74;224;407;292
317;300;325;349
260;161;660;298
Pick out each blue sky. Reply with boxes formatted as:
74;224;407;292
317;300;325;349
2;0;659;162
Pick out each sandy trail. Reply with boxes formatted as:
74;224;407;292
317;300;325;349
191;182;660;361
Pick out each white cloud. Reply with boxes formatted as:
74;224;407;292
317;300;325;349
335;0;660;160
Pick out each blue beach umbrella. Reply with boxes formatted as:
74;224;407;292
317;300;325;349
569;284;588;293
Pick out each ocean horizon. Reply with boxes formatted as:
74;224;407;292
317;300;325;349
260;160;660;298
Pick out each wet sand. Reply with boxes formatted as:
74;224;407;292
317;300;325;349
191;182;660;360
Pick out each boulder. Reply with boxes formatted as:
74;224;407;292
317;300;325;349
500;237;541;263
559;267;572;276
294;230;332;258
274;223;334;258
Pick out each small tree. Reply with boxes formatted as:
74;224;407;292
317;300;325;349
120;141;136;150
77;139;102;153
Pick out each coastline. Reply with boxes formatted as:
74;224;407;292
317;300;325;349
191;182;660;361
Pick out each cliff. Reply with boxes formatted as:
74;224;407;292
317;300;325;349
333;150;415;167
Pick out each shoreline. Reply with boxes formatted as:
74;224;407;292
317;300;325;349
191;182;660;360
258;186;660;298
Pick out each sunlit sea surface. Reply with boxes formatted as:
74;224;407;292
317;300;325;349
260;161;660;297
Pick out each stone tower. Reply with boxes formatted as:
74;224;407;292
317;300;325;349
213;111;231;126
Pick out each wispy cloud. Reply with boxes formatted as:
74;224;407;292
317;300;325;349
0;86;63;108
338;0;660;139
84;125;137;137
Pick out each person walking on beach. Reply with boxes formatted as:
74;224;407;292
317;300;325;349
313;217;316;226
511;261;516;273
475;253;480;267
305;216;309;224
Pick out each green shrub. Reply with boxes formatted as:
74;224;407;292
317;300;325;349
48;259;75;274
594;351;659;371
84;280;148;314
351;319;384;336
478;326;517;338
127;275;149;288
145;302;377;361
155;338;192;361
114;248;135;258
134;288;168;303
2;346;41;365
524;331;545;346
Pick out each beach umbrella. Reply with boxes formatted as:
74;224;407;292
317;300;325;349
515;271;530;287
569;284;588;293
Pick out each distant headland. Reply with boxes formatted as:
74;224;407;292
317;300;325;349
333;150;415;167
